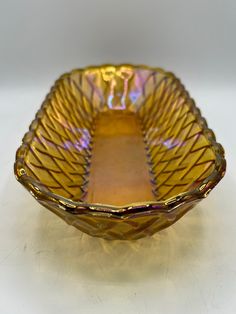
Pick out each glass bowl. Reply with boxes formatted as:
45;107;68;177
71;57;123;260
14;64;226;240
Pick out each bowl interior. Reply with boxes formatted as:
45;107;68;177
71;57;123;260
21;65;218;206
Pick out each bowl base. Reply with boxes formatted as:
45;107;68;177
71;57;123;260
86;110;155;205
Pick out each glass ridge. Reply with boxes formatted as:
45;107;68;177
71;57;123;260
14;64;226;240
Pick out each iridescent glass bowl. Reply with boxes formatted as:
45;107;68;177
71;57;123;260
14;64;226;240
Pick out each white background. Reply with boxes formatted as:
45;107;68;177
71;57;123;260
0;1;236;313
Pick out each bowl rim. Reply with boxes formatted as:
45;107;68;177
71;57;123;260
14;63;226;217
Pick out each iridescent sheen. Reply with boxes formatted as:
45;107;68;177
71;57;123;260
14;64;226;240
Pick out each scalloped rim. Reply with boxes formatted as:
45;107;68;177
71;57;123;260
14;64;226;218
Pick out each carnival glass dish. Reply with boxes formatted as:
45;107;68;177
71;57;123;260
14;64;226;240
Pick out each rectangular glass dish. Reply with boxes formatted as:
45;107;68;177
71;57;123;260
14;64;226;240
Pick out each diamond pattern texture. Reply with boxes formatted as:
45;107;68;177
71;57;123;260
15;65;226;240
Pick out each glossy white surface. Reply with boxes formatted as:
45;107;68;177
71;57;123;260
0;0;235;313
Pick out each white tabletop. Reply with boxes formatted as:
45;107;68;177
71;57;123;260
1;0;236;312
0;84;235;314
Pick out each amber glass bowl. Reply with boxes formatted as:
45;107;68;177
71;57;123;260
14;64;226;240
